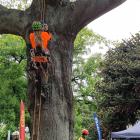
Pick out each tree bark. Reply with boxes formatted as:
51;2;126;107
0;0;126;140
40;36;74;140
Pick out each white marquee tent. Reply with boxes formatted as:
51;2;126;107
111;121;140;139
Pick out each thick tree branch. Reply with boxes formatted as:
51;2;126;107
0;4;29;37
70;0;126;33
0;0;127;37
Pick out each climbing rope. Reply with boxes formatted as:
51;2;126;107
31;71;41;140
42;0;46;23
37;91;42;140
31;65;48;140
32;89;37;140
38;0;46;23
31;1;48;139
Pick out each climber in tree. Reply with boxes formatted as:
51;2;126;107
28;21;51;97
29;21;52;58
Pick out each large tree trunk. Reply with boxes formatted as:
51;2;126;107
40;37;74;140
0;0;126;140
27;34;74;140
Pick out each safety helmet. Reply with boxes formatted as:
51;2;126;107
32;21;42;31
82;129;89;135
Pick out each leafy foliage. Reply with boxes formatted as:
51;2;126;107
0;34;28;139
0;0;31;9
73;28;109;140
74;27;109;64
97;33;140;131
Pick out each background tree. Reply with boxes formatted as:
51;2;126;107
97;32;140;132
73;28;110;140
0;0;126;139
0;34;30;139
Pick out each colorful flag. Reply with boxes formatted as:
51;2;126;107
20;100;25;140
93;113;102;140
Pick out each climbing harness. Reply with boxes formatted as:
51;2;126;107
32;56;48;63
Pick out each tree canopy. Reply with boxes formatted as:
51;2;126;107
73;28;109;139
97;33;140;131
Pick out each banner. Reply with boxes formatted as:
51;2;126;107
20;100;25;140
93;113;102;140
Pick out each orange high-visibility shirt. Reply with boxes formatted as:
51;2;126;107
29;32;52;49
